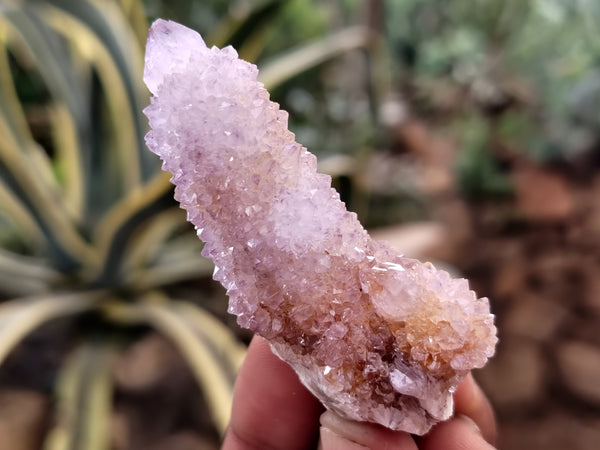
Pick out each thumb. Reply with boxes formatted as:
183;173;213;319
318;411;418;450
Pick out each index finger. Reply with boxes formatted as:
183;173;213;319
222;336;323;450
453;373;497;445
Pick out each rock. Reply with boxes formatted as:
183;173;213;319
512;165;574;223
370;222;448;260
503;294;568;341
557;340;600;405
477;338;544;410
110;408;130;450
582;265;600;316
0;389;48;450
493;260;527;300
501;411;600;450
148;432;218;450
113;333;180;391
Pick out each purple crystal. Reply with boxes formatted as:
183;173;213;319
143;19;497;435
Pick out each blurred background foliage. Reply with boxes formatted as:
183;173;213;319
1;0;600;449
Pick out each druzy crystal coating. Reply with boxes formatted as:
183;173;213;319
143;19;497;435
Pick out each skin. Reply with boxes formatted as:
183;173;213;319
222;336;497;450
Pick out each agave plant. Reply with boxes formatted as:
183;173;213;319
0;0;372;448
0;1;244;447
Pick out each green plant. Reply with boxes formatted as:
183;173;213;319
382;0;600;195
0;0;244;446
456;115;512;200
0;0;373;447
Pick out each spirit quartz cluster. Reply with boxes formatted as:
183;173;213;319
144;19;497;435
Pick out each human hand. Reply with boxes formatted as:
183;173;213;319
222;336;497;450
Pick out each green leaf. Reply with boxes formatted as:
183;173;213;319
0;8;89;225
0;31;34;147
171;300;246;378
0;142;97;271
1;9;89;139
131;254;214;289
89;171;175;286
44;0;155;185
129;234;213;289
120;208;215;288
0;291;105;366
0;175;44;251
0;11;98;272
116;0;149;47
43;340;114;450
102;293;243;436
258;26;369;89
209;0;287;62
121;208;188;272
141;297;244;435
0;249;64;296
48;102;85;221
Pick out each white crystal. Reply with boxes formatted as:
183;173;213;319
143;19;497;435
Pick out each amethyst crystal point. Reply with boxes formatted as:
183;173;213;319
143;19;497;435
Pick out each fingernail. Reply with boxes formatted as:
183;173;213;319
320;411;369;441
456;413;482;434
319;426;371;450
319;411;418;450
